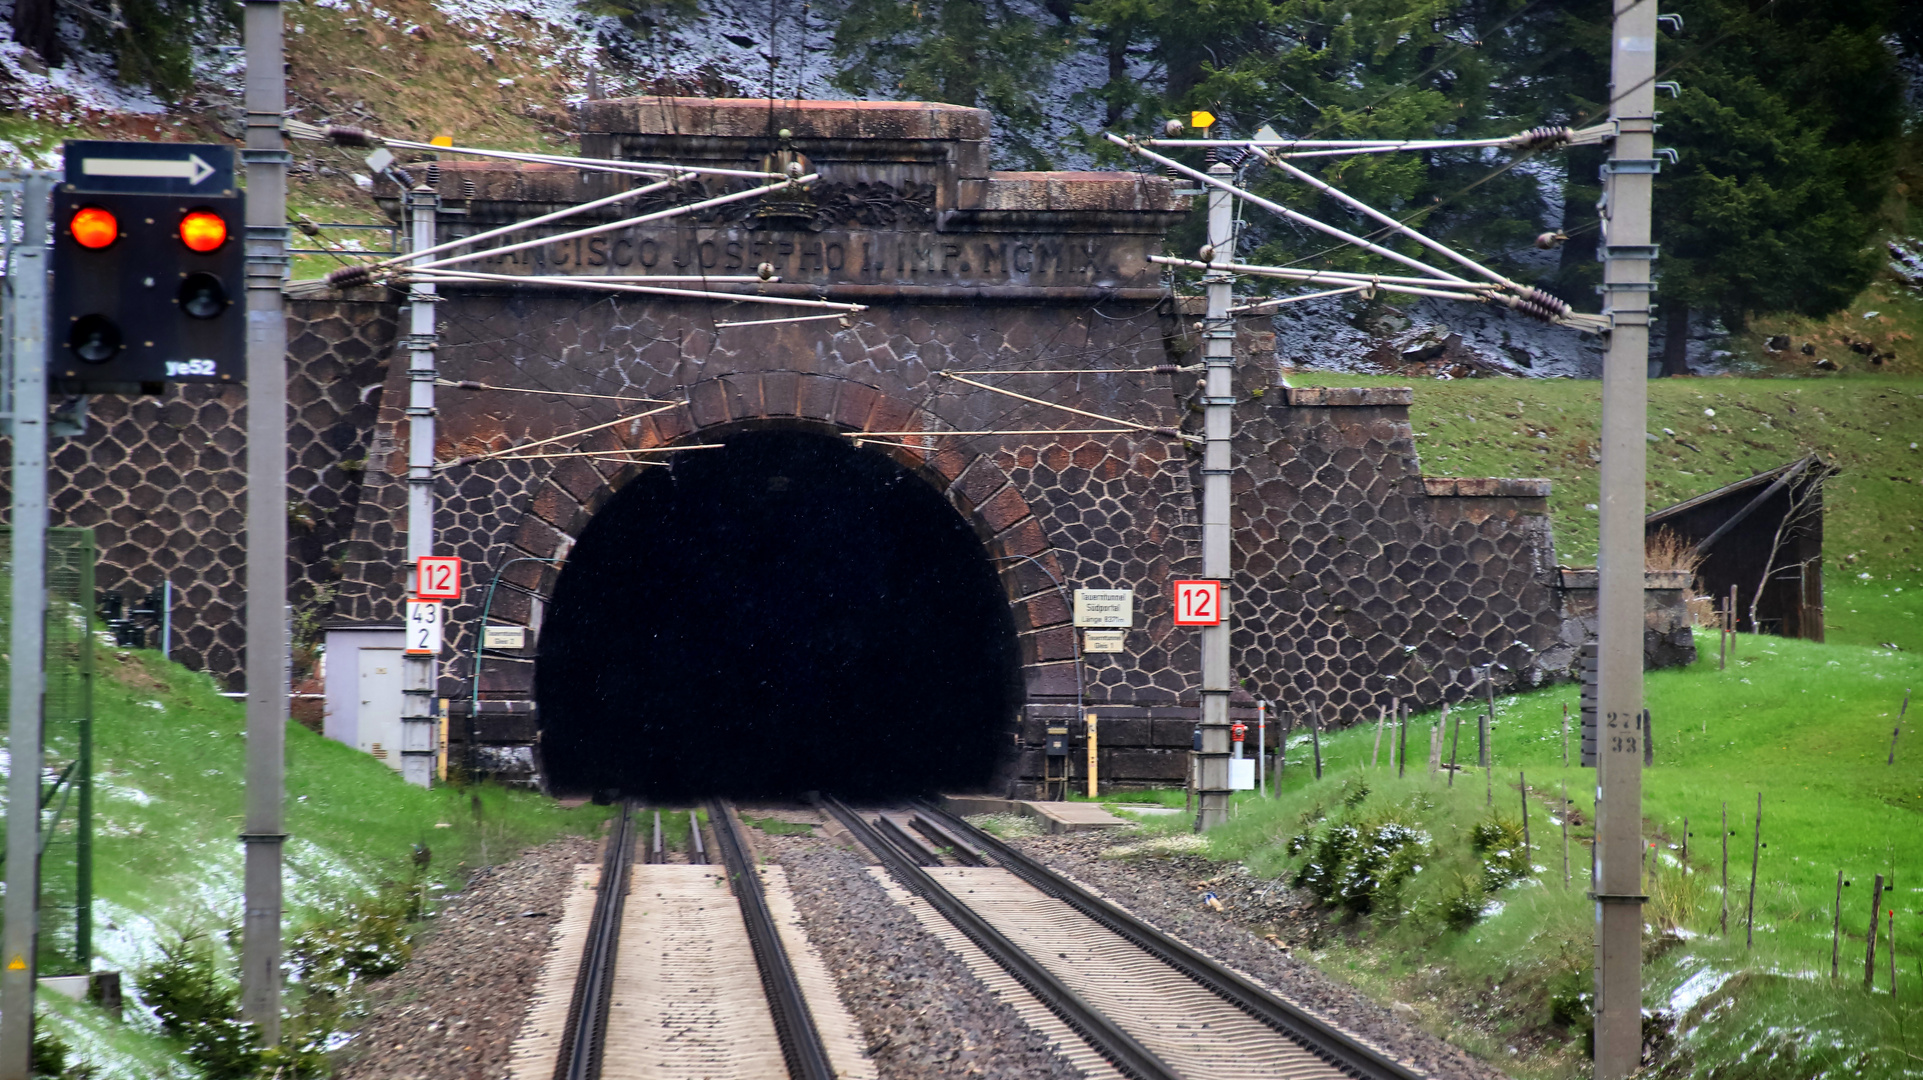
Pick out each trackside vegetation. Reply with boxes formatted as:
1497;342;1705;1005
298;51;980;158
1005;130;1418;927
3;643;609;1078
1101;619;1922;1079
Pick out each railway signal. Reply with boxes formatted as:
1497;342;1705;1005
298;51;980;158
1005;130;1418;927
51;141;243;394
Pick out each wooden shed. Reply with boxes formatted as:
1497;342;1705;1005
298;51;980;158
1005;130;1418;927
1645;455;1835;641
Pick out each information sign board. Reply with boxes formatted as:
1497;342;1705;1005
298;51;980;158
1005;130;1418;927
1083;630;1126;653
482;625;526;650
1073;589;1133;628
404;600;442;655
415;556;462;600
1172;580;1223;626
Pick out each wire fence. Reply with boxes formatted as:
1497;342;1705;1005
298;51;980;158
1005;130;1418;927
0;527;98;976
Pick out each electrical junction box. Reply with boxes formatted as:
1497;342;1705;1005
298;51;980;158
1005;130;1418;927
1045;726;1069;756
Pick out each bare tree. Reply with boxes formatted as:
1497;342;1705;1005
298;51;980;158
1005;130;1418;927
1748;461;1833;634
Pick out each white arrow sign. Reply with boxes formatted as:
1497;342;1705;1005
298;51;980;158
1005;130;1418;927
82;152;216;186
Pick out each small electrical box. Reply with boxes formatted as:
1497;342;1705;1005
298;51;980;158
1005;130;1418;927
1045;726;1070;756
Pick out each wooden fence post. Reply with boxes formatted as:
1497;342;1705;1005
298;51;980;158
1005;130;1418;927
1867;873;1886;990
1561;781;1571;889
1746;793;1762;948
1519;771;1531;866
1832;870;1843;979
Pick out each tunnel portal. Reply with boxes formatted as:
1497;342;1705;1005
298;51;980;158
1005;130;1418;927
536;428;1022;799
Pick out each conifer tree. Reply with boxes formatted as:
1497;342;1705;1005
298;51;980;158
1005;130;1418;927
1650;0;1903;372
824;0;1073;168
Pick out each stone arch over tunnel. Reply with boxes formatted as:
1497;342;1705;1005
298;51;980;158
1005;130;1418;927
526;374;1067;799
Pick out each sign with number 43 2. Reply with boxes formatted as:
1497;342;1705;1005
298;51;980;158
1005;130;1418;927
1172;580;1223;626
405;600;443;655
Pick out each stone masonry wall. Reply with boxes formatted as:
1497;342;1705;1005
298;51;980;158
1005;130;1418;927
17;296;394;681
11;96;1652;796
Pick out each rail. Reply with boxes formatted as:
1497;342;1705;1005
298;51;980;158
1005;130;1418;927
705;800;836;1080
554;800;635;1080
816;795;1180;1080
914;800;1421;1080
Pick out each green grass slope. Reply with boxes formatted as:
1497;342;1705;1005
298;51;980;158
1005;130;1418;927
1107;626;1921;1078
8;644;609;1078
1287;372;1923;648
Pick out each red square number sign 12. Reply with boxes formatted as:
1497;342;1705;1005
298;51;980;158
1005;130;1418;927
1172;580;1222;626
415;556;462;601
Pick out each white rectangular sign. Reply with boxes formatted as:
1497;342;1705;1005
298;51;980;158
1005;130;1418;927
483;625;526;650
1229;758;1256;791
1083;629;1126;653
405;600;443;655
1073;589;1134;628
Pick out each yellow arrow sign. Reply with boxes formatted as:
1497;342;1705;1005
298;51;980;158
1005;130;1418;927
1190;110;1217;130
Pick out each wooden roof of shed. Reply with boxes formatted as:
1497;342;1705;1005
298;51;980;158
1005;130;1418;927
1644;453;1827;526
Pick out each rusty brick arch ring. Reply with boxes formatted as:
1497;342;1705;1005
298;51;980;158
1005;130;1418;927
500;371;1074;687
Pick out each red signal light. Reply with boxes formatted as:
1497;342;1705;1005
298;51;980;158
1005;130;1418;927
179;209;228;253
69;206;118;249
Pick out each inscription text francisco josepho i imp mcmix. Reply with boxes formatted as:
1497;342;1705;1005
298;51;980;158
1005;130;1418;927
460;227;1139;288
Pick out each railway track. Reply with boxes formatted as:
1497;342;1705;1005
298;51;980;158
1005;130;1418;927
532;801;864;1080
519;795;1420;1080
817;795;1423;1080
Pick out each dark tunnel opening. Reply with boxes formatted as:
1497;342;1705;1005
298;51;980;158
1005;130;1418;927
536;427;1023;800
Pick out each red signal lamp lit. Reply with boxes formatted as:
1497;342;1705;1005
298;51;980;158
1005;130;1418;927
69;206;119;250
179;209;228;253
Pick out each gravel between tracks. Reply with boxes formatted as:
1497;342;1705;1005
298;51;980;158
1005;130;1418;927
334;834;601;1080
1014;831;1513;1080
759;830;1089;1080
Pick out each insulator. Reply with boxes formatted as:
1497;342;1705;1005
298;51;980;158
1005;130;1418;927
1151;365;1180;375
462;177;477;199
388;166;414;189
294;217;322;237
1508;125;1572;151
424;163;441;187
456;380;486;390
1524;286;1573;318
1151;427;1183;438
326;125;374;146
324;264;374;289
1163;119;1185;137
